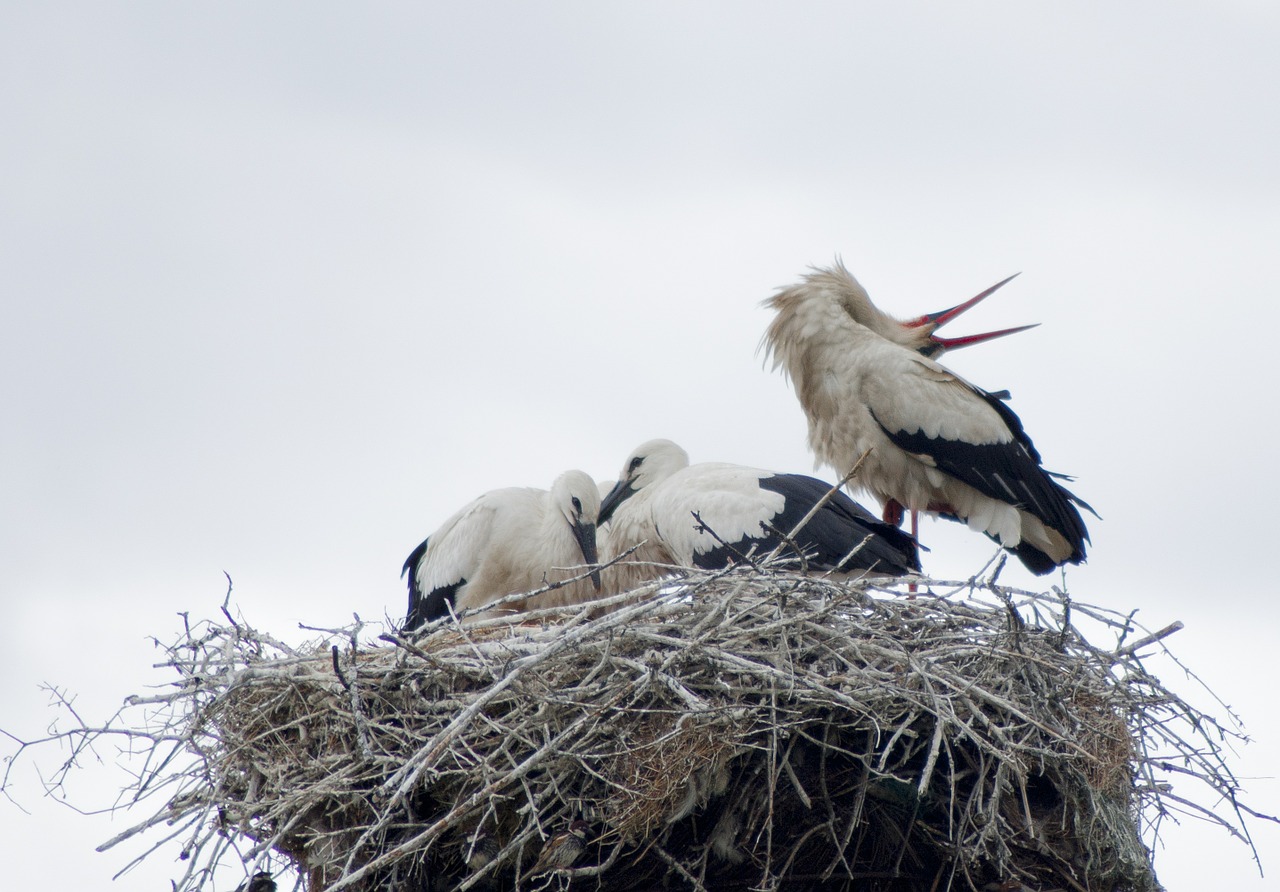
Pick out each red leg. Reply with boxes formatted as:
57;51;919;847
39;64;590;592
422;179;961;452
908;509;920;594
882;499;905;527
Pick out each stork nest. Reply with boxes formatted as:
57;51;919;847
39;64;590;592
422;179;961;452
10;562;1269;892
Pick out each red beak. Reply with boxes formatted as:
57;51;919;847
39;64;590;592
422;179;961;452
901;274;1037;355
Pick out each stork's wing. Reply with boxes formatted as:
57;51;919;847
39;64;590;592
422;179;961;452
863;350;1018;447
646;466;779;567
866;352;1090;555
652;465;919;576
402;496;497;631
755;474;920;575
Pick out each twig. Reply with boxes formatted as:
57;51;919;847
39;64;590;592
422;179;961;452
1114;621;1185;658
3;562;1269;892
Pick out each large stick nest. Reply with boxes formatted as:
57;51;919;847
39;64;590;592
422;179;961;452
15;563;1268;891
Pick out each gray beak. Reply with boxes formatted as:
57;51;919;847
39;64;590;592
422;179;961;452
572;518;602;591
597;478;636;526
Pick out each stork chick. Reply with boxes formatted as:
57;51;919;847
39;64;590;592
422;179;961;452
401;470;603;630
598;439;920;592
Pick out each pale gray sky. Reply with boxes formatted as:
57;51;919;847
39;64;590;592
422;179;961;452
3;3;1278;889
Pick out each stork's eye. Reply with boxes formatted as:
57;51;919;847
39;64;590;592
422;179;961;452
628;456;644;473
571;496;583;513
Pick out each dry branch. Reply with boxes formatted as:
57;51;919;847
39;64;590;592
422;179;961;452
3;562;1272;892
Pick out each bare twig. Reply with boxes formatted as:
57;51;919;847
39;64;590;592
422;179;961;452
2;563;1268;892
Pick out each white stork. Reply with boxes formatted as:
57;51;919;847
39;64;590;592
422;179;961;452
760;262;1093;575
597;439;920;592
401;470;603;630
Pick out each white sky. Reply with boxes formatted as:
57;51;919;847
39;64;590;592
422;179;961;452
3;3;1278;889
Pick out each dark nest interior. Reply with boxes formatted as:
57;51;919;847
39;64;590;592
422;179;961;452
13;562;1269;892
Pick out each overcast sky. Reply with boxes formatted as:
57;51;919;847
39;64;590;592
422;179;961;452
3;3;1278;890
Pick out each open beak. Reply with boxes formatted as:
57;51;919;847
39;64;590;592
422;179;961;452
902;274;1038;357
572;518;602;591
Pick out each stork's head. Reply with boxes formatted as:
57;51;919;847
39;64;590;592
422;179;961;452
597;439;690;525
551;470;602;591
763;261;1036;361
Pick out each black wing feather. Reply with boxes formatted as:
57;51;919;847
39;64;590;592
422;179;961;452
401;537;465;632
689;474;920;576
872;386;1091;570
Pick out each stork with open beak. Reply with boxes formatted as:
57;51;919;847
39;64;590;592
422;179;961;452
760;261;1093;575
401;470;603;630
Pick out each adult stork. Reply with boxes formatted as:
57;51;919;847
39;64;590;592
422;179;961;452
760;262;1093;575
597;439;920;592
401;470;603;630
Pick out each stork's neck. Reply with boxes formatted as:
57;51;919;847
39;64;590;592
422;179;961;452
537;495;573;553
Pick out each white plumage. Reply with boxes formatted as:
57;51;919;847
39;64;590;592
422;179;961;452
598;439;920;592
761;262;1092;575
401;470;603;629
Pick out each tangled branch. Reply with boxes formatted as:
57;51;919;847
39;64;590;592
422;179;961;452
3;562;1271;891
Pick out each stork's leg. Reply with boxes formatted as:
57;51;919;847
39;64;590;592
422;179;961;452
882;499;905;528
882;499;918;591
909;509;919;594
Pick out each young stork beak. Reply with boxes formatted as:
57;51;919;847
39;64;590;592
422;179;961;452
902;273;1038;357
596;478;633;527
571;517;603;591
